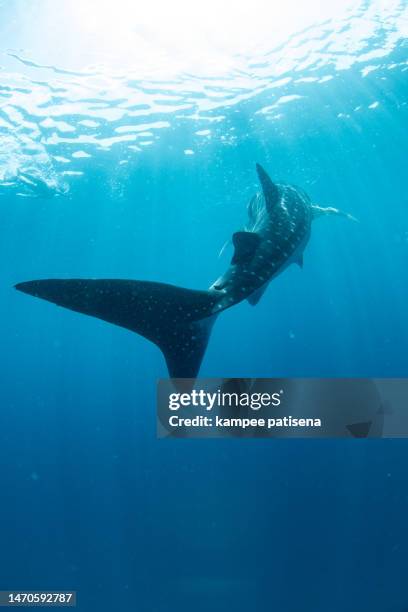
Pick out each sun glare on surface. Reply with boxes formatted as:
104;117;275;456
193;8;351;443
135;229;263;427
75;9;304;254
61;0;358;73
5;0;405;78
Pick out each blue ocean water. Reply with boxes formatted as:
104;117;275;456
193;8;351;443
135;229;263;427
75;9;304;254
1;1;408;610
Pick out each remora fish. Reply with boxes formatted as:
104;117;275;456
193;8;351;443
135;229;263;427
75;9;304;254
15;164;355;378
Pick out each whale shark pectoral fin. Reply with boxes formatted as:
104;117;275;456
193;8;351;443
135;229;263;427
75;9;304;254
311;204;359;223
255;163;280;212
231;231;260;264
15;279;219;378
247;283;269;306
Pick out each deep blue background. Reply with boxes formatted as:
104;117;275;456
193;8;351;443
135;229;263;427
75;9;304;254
1;4;408;611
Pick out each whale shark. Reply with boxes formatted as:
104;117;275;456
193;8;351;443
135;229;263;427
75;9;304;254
15;164;355;378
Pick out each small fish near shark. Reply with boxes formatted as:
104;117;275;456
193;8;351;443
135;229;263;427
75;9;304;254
15;164;356;379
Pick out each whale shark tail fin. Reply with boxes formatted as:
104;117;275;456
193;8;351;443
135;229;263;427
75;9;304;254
15;279;220;378
311;204;359;223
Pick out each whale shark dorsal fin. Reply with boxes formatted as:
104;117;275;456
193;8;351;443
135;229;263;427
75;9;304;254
256;163;280;212
231;231;260;265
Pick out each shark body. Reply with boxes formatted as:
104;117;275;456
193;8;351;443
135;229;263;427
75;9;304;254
211;164;313;311
16;164;353;378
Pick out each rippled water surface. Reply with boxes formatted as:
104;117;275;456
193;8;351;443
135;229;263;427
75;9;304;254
1;0;407;196
1;2;408;611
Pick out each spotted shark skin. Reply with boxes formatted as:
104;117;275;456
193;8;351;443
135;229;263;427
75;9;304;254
209;165;314;312
15;164;352;378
